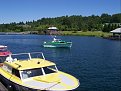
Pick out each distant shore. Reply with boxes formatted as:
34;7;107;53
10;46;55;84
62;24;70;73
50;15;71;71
0;31;112;38
59;31;112;37
0;31;38;35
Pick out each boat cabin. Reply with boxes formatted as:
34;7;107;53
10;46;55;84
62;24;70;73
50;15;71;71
0;52;79;90
53;38;62;42
1;52;58;81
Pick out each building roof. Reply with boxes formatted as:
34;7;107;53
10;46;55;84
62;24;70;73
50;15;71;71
110;28;121;34
48;27;58;30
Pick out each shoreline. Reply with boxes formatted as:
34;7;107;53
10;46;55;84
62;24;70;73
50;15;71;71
0;31;120;40
0;31;111;37
59;31;111;37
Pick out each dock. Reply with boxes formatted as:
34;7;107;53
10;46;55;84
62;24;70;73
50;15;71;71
0;82;8;91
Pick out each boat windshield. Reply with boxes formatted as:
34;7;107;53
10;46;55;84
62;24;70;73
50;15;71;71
21;65;58;79
53;38;61;42
21;68;43;79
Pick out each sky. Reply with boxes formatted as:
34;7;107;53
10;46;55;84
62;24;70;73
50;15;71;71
0;0;121;24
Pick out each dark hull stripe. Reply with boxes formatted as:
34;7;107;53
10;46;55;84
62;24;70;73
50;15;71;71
0;74;39;91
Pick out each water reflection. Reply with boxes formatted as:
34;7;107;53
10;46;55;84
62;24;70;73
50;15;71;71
44;47;71;60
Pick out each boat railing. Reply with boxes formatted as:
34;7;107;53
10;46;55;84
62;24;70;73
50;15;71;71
6;52;45;62
30;52;45;60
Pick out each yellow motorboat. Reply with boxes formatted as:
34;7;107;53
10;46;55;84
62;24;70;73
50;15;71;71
0;52;79;91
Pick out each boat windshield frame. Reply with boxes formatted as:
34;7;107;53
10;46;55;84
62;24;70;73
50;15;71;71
19;65;58;80
6;52;45;62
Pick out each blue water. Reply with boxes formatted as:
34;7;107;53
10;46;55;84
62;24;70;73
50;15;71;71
0;35;121;91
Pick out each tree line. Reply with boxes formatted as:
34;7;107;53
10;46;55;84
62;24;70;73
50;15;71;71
0;13;121;33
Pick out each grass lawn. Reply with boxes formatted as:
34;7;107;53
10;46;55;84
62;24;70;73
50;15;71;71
60;31;112;37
